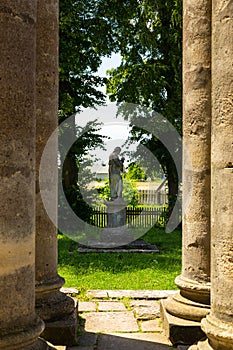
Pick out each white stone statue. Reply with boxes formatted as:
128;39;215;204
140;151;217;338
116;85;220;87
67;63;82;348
109;147;125;200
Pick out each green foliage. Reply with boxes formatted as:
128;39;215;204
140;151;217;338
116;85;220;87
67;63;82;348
59;119;107;224
59;0;182;225
104;0;182;216
59;0;117;225
106;0;182;128
125;162;147;181
59;0;111;115
58;227;182;298
122;178;139;206
96;178;139;206
59;0;182;121
96;180;111;201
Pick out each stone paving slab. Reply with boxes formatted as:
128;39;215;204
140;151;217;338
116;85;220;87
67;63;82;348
48;290;188;350
86;290;177;300
60;287;79;295
81;311;139;333
54;290;187;349
98;301;126;311
97;333;172;350
140;319;162;332
130;300;161;319
78;301;97;312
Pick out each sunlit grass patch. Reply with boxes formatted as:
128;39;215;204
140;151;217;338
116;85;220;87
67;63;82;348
58;227;181;300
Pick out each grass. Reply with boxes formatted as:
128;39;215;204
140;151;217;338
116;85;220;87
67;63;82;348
58;227;182;300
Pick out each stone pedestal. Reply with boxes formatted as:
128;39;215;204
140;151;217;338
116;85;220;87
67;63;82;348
106;199;127;228
193;2;233;349
35;0;77;345
161;0;211;344
99;200;133;247
0;1;45;348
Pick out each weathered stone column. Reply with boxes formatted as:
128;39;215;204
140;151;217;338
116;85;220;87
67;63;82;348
35;0;77;345
161;0;211;344
191;1;233;349
0;1;45;349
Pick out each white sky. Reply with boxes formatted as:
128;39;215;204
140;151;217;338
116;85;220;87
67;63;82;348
76;53;139;172
97;52;122;78
76;102;138;170
95;52;121;97
95;53;131;154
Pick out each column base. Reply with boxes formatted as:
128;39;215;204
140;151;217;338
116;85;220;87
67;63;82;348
200;314;233;350
160;299;206;345
0;316;45;350
36;277;78;346
41;309;78;346
164;291;210;322
175;275;211;306
160;276;210;345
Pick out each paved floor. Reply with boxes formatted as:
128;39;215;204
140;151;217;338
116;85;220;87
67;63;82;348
53;289;189;350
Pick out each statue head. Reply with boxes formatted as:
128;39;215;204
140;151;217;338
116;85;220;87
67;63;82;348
114;147;121;154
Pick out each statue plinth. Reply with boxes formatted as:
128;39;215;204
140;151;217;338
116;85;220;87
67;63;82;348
105;198;127;227
99;199;133;247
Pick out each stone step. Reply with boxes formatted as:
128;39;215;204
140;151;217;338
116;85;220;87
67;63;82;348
85;290;177;300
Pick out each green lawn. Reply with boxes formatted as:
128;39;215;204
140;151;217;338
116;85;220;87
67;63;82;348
58;228;182;299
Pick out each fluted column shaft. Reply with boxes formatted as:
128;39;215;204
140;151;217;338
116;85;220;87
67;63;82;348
164;0;211;327
35;0;77;345
196;1;233;349
176;0;212;305
0;1;44;349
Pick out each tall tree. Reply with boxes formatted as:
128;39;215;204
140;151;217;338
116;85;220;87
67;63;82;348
59;0;182;222
105;0;182;216
59;0;115;222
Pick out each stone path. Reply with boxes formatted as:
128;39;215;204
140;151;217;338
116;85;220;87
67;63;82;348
53;289;189;350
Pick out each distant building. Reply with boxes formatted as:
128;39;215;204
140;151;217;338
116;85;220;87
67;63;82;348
92;163;108;180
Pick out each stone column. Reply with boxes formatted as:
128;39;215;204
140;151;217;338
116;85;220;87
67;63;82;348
0;1;45;349
35;0;77;345
192;1;233;349
161;0;212;344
